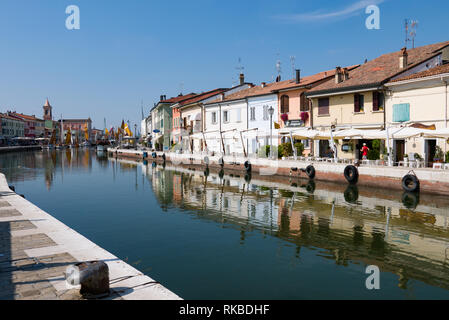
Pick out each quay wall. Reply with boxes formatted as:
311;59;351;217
0;146;41;153
109;148;449;196
0;173;182;300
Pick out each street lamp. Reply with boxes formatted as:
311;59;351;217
268;106;274;159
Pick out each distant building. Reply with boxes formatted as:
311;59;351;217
7;112;45;138
0;114;25;138
61;119;93;142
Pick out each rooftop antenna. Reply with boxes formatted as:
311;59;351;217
275;53;282;82
141;100;144;120
404;19;418;49
290;55;296;79
235;57;244;81
179;82;184;95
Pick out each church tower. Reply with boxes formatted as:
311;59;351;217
43;98;52;121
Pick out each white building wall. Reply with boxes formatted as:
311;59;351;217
247;94;279;156
204;99;247;155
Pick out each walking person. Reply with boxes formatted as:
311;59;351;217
361;143;370;160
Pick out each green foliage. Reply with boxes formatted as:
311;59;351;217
294;142;305;157
277;142;305;158
446;151;449;163
367;150;380;160
434;146;444;161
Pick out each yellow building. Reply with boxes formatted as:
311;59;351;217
306;41;449;161
385;64;449;165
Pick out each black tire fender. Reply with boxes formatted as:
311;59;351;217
305;165;316;179
344;165;359;184
402;174;420;193
244;161;252;173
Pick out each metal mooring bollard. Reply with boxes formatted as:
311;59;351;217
65;261;110;299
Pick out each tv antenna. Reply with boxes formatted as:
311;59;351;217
290;55;296;79
405;19;418;48
275;53;282;82
179;82;184;95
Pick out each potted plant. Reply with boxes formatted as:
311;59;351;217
300;112;309;123
434;146;444;163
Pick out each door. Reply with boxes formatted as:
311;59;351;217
395;140;405;164
319;140;330;157
425;139;437;167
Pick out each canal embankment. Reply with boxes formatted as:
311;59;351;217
108;148;449;196
0;172;181;300
0;146;41;154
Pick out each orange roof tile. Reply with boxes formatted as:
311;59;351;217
307;41;449;95
391;63;449;82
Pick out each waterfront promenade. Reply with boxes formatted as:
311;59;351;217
0;173;181;300
109;148;449;196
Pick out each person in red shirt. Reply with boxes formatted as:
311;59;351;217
361;143;370;160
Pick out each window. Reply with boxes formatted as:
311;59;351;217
223;111;229;123
393;103;410;122
212;112;217;124
236;109;241;122
263;105;269;120
354;94;364;113
373;91;384;111
318;98;329;115
250;107;256;121
300;93;309;111
281;95;289;114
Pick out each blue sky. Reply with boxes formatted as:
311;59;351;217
0;0;448;130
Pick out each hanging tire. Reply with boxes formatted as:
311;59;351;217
344;185;359;204
143;152;148;159
305;165;316;179
344;165;359;184
152;152;157;159
218;157;224;167
244;173;252;183
402;192;420;210
244;161;252;173
162;153;166;162
204;167;210;177
219;169;225;179
402;174;420;193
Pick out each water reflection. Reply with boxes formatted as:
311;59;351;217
1;149;449;298
144;162;449;292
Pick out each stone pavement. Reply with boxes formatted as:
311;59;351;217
0;173;181;300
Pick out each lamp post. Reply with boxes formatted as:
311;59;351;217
268;106;274;159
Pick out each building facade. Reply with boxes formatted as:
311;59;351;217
385;63;449;166
306;41;449;160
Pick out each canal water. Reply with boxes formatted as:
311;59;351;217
1;149;449;300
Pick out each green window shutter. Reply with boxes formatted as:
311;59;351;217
393;103;410;122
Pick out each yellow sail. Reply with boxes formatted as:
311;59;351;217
65;129;72;145
84;125;89;140
124;124;133;137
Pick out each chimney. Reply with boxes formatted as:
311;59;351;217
261;82;266;88
399;47;408;69
296;69;301;84
239;73;245;86
160;95;164;102
343;68;349;81
335;67;343;84
220;93;225;101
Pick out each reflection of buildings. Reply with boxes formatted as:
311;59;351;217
146;164;449;291
0;149;94;190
